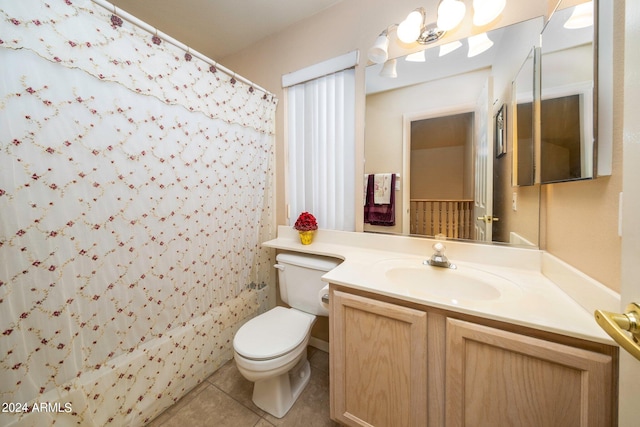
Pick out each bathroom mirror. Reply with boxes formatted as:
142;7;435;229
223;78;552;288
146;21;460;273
539;0;596;183
364;17;543;247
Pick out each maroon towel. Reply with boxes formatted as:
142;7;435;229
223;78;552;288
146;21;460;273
364;174;396;226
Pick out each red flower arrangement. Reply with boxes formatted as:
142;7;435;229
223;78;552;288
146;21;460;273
293;212;318;232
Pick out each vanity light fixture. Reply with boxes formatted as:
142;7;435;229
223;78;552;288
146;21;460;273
368;1;507;76
467;32;494;57
369;30;391;64
367;7;447;64
397;8;448;45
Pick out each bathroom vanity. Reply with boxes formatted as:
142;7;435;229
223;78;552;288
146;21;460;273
263;226;619;426
330;286;615;427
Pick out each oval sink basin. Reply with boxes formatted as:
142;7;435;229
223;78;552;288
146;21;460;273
375;259;522;303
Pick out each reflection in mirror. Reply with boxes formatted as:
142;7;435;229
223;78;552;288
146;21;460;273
512;48;537;187
540;0;595;183
409;113;474;238
364;17;543;247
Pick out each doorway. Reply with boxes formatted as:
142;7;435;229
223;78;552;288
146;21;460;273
405;112;475;239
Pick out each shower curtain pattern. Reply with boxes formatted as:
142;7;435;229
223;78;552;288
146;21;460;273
0;1;276;425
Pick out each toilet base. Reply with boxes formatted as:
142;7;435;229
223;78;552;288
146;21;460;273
251;349;311;418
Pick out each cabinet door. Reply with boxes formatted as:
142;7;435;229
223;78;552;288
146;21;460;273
445;318;614;427
330;290;428;427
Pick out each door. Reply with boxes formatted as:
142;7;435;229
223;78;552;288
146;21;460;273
474;78;494;241
617;1;640;422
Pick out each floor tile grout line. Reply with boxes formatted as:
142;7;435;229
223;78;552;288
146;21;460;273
146;379;212;427
207;380;267;419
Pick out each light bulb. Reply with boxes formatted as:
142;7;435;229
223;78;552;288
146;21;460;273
473;0;506;27
368;34;389;64
397;10;424;43
437;0;466;31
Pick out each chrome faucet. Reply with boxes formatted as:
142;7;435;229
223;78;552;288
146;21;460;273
424;242;457;269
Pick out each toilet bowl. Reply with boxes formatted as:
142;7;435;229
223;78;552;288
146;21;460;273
234;307;315;417
232;252;341;418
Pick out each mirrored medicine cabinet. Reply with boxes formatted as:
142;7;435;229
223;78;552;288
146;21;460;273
513;0;613;185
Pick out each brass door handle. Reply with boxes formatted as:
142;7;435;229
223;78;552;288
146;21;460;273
594;303;640;361
477;215;500;223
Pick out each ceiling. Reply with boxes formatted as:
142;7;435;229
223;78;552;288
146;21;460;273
109;0;343;60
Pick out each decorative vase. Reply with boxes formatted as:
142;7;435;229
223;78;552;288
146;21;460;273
298;230;315;245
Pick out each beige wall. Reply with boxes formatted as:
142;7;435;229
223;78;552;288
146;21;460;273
411;147;466;199
540;1;625;292
223;0;623;292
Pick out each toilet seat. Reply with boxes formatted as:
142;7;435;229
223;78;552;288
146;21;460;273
234;306;315;361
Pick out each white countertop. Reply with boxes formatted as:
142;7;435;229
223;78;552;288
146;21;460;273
263;226;618;346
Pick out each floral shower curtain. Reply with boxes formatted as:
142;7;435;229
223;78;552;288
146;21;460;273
0;1;276;425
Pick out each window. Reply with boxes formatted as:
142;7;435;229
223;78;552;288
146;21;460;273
284;52;357;231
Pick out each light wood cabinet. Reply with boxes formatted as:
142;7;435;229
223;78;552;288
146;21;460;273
329;286;617;427
330;290;428;427
445;318;614;427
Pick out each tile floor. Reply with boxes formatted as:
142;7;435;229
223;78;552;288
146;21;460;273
146;347;338;427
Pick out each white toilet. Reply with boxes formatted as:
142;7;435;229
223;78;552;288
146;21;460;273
233;252;340;418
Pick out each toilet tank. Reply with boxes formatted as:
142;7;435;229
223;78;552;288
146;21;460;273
275;252;341;316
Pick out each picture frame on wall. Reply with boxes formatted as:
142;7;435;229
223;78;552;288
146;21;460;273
495;104;506;158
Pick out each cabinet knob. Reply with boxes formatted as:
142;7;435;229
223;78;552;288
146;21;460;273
594;302;640;361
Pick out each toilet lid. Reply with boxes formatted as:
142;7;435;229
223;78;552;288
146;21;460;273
234;307;315;360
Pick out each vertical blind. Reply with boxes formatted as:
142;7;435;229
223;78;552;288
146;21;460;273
286;67;356;231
